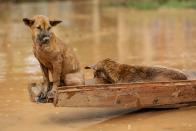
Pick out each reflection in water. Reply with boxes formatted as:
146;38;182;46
0;1;196;131
83;107;196;131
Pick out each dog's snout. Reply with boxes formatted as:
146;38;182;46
38;31;50;44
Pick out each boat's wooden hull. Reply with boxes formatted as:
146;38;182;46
28;80;196;108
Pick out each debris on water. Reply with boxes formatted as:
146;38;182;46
28;83;54;103
28;83;47;103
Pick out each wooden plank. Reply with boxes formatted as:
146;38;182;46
53;80;196;107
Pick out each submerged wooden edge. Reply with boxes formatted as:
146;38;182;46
53;101;196;108
150;101;196;109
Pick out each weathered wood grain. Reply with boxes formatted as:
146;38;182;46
53;80;196;108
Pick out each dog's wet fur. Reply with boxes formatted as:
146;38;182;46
85;58;188;84
23;15;84;98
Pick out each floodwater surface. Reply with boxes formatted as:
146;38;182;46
0;1;196;131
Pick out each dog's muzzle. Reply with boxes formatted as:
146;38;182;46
37;32;51;44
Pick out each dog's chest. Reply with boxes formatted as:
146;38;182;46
34;48;53;69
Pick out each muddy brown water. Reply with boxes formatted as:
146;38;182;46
0;1;196;131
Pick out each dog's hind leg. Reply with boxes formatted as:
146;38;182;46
65;72;85;86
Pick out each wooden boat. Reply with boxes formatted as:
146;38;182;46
28;80;196;108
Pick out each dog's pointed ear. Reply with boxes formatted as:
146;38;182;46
23;18;34;27
50;20;62;26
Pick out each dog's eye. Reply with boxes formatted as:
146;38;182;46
36;26;41;30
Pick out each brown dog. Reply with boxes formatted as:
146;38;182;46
85;58;188;84
23;15;84;98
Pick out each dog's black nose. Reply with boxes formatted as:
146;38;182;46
43;36;50;42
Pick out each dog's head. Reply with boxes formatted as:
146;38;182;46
85;58;116;71
23;15;62;45
84;58;117;79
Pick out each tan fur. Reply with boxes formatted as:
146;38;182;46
23;15;84;97
85;58;188;84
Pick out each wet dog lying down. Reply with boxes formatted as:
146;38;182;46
85;58;188;84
